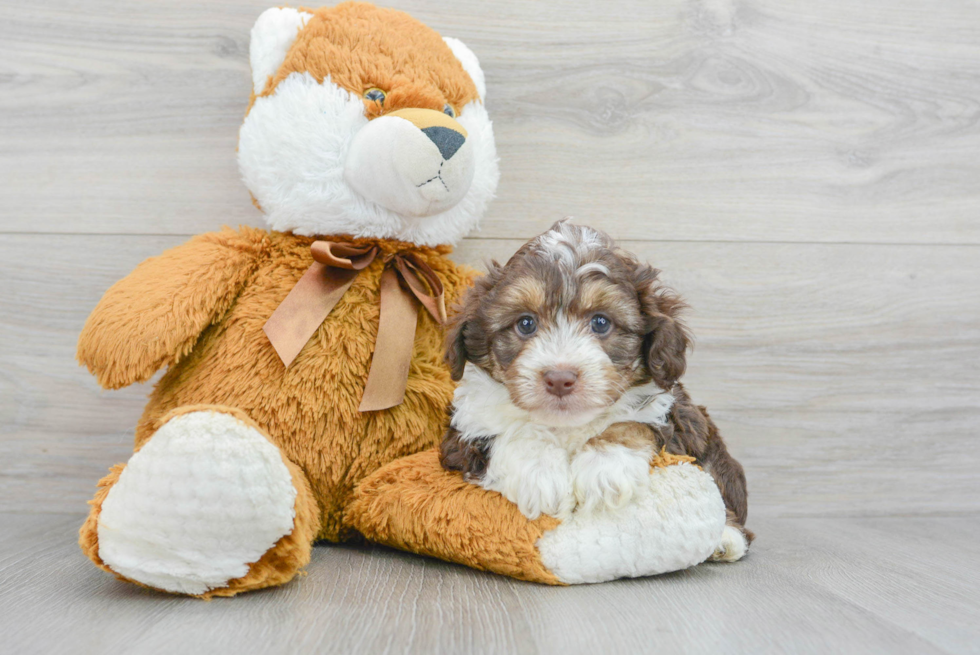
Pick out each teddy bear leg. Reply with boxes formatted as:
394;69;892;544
79;406;320;598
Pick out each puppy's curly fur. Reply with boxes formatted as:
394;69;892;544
440;221;752;559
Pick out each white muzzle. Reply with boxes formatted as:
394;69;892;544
344;108;476;218
344;109;475;217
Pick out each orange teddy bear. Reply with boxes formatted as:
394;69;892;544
77;2;498;597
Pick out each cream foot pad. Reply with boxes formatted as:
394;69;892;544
97;410;297;595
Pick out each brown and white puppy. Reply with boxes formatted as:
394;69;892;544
440;220;752;561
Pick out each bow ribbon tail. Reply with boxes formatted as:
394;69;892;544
263;240;447;413
358;267;420;412
263;262;360;367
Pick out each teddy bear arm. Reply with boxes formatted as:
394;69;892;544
77;230;262;389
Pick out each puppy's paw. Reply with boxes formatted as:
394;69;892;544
710;525;749;562
511;455;575;521
571;444;651;513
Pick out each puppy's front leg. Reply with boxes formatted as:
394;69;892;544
572;422;656;513
483;435;575;521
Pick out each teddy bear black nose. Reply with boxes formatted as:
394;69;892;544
421;126;465;160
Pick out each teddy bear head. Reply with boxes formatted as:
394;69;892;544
238;2;499;247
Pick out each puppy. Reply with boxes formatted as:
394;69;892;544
439;220;752;561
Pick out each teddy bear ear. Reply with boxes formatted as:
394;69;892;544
443;37;487;101
249;7;314;97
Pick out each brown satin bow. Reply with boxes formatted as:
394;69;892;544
263;240;447;412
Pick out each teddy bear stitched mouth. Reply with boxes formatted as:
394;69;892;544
416;160;450;193
415;126;466;193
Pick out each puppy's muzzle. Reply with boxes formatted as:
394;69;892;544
344;107;476;218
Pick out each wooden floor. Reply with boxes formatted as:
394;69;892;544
2;0;980;652
0;511;977;654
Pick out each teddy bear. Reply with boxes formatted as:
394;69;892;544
348;448;728;584
76;1;499;598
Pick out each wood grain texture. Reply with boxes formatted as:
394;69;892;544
1;0;979;243
1;512;978;654
2;234;978;517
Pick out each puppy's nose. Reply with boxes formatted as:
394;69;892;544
422;126;465;160
543;370;579;397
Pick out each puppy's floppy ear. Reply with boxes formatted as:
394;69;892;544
445;261;503;381
633;261;690;389
445;315;470;381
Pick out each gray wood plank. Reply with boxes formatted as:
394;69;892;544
2;0;979;243
764;516;980;654
0;235;175;515
3;512;977;654
1;234;978;517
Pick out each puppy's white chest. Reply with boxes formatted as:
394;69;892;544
451;365;675;520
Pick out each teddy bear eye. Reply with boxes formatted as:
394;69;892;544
516;315;537;336
365;88;386;104
443;104;456;118
590;314;612;335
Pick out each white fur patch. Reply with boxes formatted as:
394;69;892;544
536;220;607;271
571;443;653;513
452;362;674;452
711;525;749;562
453;364;673;519
97;411;297;595
514;316;619;425
344;112;476;217
575;262;611;278
249;8;312;96
443;37;486;100
238;73;498;247
454;364;732;580
453;363;673;449
484;433;575;520
538;463;727;583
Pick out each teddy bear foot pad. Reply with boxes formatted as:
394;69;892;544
84;409;303;596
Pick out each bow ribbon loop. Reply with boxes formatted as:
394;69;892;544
263;240;447;412
392;252;448;324
310;241;378;269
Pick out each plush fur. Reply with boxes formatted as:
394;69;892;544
440;221;752;557
447;363;674;520
96;409;299;595
78;230;475;594
348;449;563;585
80;405;321;599
350;447;726;584
77;2;496;597
239;2;499;246
537;458;726;583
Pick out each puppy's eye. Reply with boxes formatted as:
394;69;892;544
516;315;537;336
590;314;612;335
443;104;456;118
365;88;386;104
